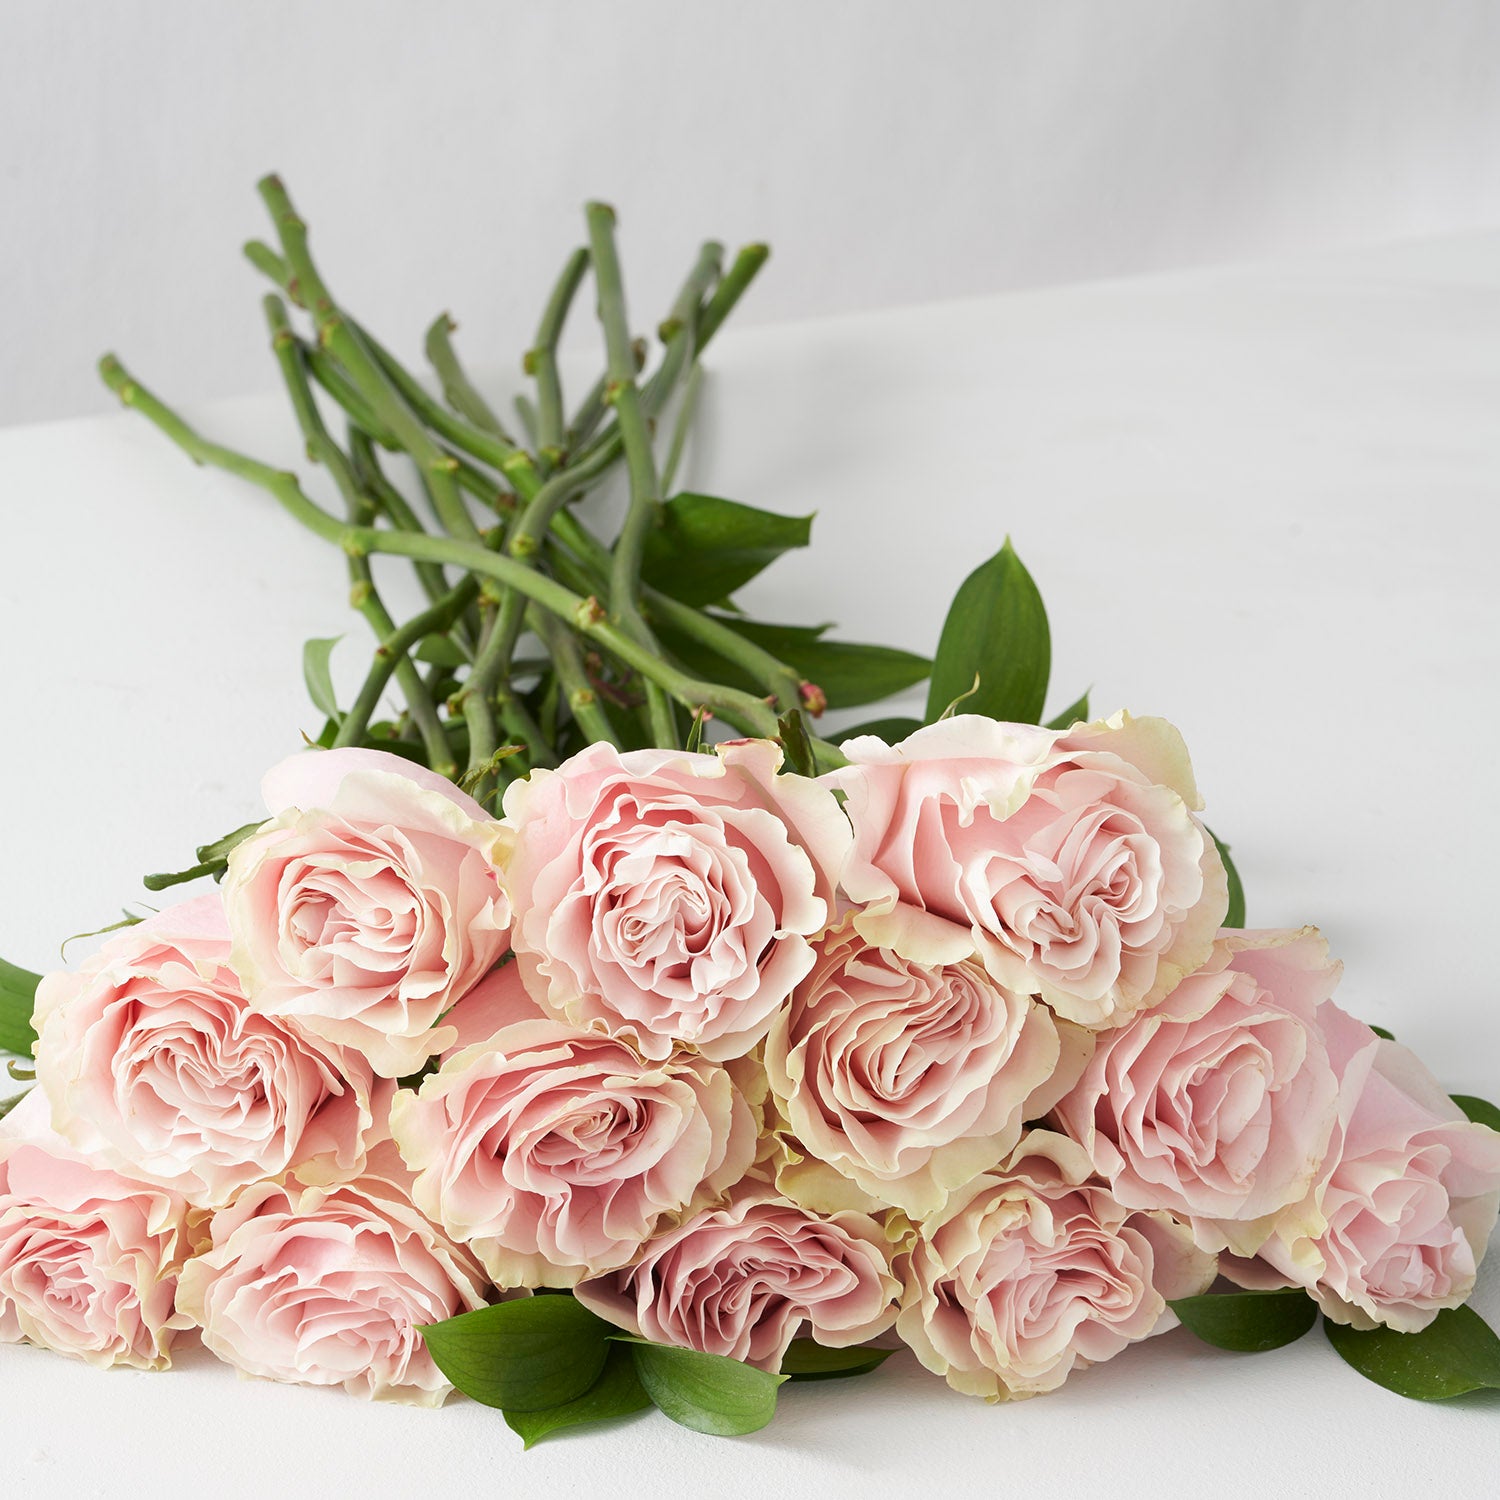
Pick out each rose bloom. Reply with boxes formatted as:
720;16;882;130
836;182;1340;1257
765;917;1084;1217
831;714;1227;1029
390;962;756;1287
1226;1035;1500;1333
1053;928;1362;1254
502;739;850;1061
0;1089;194;1370
898;1130;1214;1401
224;747;511;1078
575;1187;902;1371
33;893;385;1208
176;1141;487;1404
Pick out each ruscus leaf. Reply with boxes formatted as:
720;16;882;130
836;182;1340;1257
1451;1093;1500;1132
834;715;922;745
503;1346;651;1448
302;635;343;721
413;634;469;669
1170;1287;1318;1353
616;1336;785;1436
1044;690;1090;730
0;957;41;1057
778;1339;895;1382
1209;828;1247;929
641;492;813;606
662;616;930;711
776;709;816;778
1325;1304;1500;1399
421;1296;613;1412
925;538;1050;725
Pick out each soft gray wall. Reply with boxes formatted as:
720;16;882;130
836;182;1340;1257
3;0;1499;425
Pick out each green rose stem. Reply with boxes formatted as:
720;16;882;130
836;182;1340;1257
424;313;515;443
262;296;457;775
568;353;640;453
527;604;622;748
96;355;784;740
255;176;498;544
464;234;728;779
230;194;810;754
333;579;478;751
525;245;590;468
660;362;702;496
696;243;771;348
458;246;598;788
584;202;679;749
345;428;454;609
545;520;805;715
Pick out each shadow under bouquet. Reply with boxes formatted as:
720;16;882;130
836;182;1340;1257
1;178;1498;1444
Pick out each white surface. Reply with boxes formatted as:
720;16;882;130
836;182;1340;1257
3;233;1500;1494
6;0;1500;423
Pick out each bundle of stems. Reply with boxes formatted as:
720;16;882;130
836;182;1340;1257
100;176;835;813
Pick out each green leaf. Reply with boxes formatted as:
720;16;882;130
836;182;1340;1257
142;858;224;893
713;620;931;710
642;492;812;607
421;1296;613;1412
1370;1024;1397;1041
1045;690;1090;731
925;538;1050;725
834;715;922;745
60;909;147;960
196;821;264;865
1325;1304;1500;1400
778;1339;895;1382
302;635;343;722
1170;1287;1319;1352
1452;1093;1500;1132
776;710;816;778
413;634;469;669
616;1337;786;1436
0;957;40;1058
502;1345;651;1448
0;1088;29;1123
1209;828;1247;929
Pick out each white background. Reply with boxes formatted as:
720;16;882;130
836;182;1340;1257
4;0;1500;424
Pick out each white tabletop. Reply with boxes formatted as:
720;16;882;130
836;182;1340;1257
2;232;1498;1496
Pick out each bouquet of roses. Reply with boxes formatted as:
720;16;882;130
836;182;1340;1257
1;178;1497;1445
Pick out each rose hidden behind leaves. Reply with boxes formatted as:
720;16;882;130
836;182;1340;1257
2;181;1498;1443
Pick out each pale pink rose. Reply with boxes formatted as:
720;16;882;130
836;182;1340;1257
1053;928;1363;1255
224;747;511;1078
502;739;850;1061
33;894;387;1207
0;1089;194;1370
832;714;1227;1028
575;1187;902;1370
764;917;1086;1217
1226;1036;1500;1333
898;1130;1215;1401
176;1141;488;1404
389;963;756;1287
